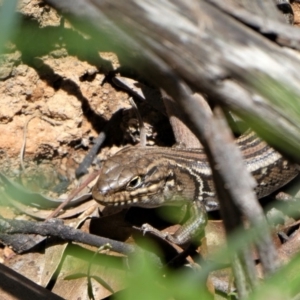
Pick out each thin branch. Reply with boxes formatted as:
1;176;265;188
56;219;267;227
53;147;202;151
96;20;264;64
45;171;100;219
19;114;37;171
0;217;135;255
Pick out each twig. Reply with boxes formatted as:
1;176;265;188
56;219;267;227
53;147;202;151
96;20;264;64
20;114;62;172
0;217;135;254
163;79;260;297
207;107;277;276
46;170;100;219
0;217;164;268
19;114;38;172
40;115;63;126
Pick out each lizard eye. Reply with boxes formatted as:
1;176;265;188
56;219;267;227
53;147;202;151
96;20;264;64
127;176;142;189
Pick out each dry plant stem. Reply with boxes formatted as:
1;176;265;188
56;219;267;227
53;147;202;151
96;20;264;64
0;216;243;294
157;74;261;296
20;114;38;171
45;170;100;219
194;92;278;275
207;0;285;23
202;108;258;295
0;217;135;255
20;114;63;171
202;107;262;297
0;217;165;267
164;79;277;288
128;97;147;146
164;79;266;297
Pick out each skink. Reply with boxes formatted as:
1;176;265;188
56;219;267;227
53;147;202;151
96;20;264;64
92;131;299;244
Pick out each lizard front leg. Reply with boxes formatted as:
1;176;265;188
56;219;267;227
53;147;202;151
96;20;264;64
141;200;207;245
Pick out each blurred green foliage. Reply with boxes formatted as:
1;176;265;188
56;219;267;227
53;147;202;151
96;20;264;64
0;0;19;55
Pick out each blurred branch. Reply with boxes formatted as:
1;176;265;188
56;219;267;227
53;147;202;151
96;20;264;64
0;263;63;300
0;217;135;255
207;0;297;44
43;0;300;162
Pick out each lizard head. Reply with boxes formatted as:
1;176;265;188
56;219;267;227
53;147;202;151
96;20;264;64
92;147;175;208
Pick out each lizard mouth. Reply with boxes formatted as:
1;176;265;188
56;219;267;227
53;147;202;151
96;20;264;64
92;186;143;206
92;187;163;208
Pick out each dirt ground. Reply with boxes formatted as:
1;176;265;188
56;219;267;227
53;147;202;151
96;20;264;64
0;0;174;199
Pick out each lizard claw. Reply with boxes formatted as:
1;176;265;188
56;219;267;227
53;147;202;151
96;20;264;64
141;223;169;239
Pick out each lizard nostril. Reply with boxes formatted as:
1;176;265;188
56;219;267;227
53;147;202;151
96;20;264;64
101;189;108;195
92;184;109;199
99;186;109;195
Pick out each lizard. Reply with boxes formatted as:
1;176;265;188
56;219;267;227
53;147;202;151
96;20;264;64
92;0;297;246
92;130;300;244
